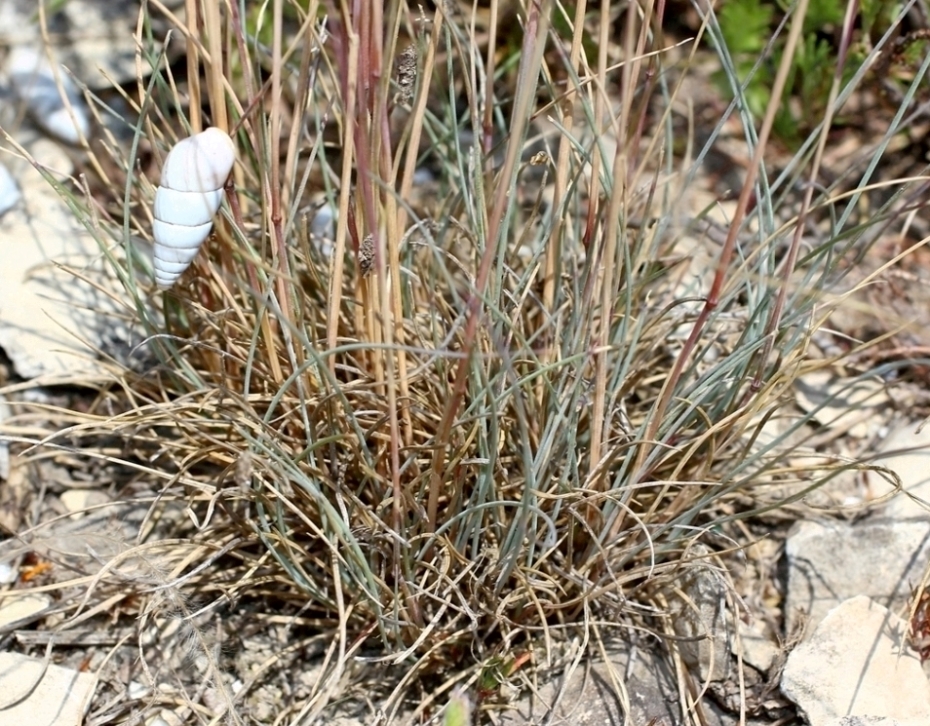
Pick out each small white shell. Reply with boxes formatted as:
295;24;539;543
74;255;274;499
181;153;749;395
0;162;21;217
310;197;336;258
153;128;236;288
8;47;90;145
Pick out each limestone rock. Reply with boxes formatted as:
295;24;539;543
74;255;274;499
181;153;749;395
0;0;168;88
0;593;51;630
870;423;930;519
497;643;683;726
781;596;930;726
0;651;97;725
0;137;134;379
667;546;733;683
785;519;930;634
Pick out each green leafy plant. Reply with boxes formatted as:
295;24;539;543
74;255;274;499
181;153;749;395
713;0;893;142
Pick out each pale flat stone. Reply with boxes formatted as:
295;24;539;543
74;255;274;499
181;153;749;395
0;161;20;217
0;651;97;725
795;371;890;441
0;137;133;380
497;644;685;726
8;46;91;144
870;423;930;518
667;547;732;683
0;593;50;629
781;596;930;726
736;618;780;675
0;0;156;88
60;489;111;518
785;519;930;633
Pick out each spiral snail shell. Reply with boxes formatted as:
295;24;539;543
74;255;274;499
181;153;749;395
152;127;236;288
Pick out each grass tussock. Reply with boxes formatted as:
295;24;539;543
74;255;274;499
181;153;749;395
2;0;926;723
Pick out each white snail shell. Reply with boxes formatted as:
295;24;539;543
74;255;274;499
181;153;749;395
152;127;236;288
8;47;90;145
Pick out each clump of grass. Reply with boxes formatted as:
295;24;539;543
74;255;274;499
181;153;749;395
2;0;926;723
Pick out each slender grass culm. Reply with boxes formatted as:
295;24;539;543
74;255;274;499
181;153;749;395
2;0;926;723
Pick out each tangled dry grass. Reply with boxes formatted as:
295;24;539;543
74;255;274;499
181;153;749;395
3;0;929;723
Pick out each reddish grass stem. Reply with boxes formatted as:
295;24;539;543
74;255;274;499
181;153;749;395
627;0;813;509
